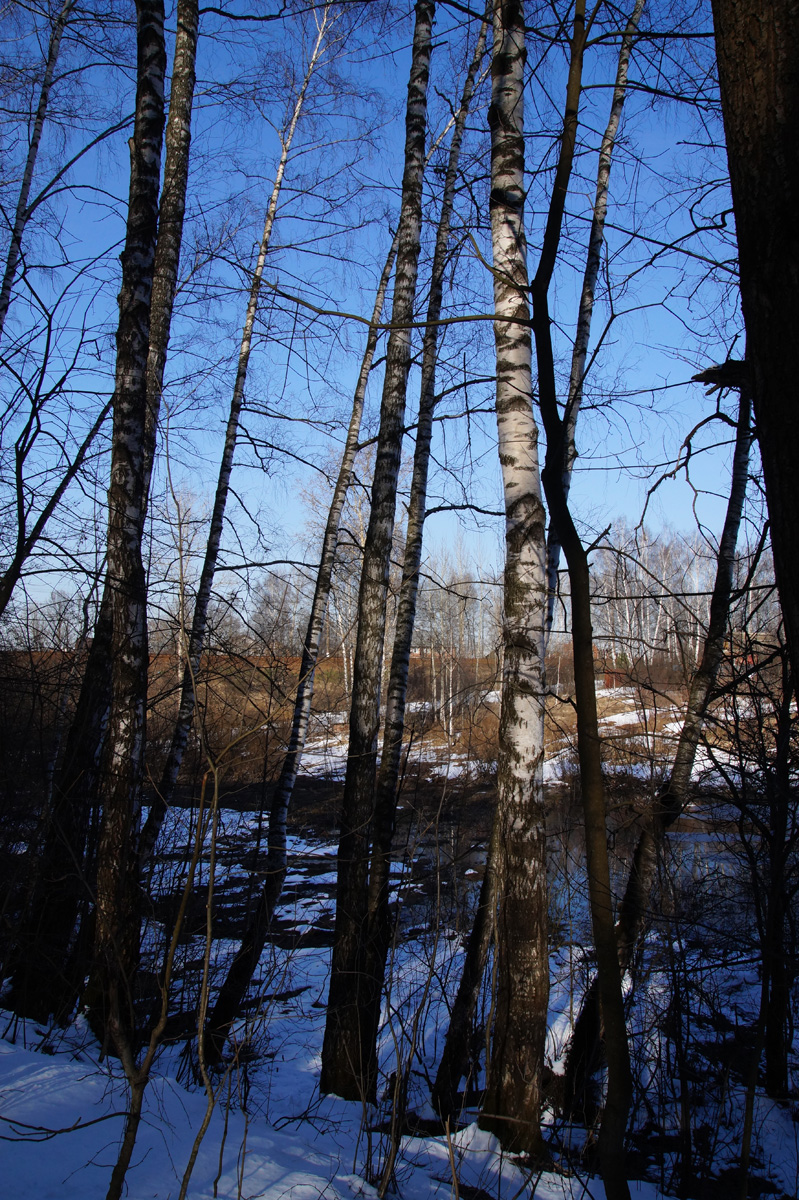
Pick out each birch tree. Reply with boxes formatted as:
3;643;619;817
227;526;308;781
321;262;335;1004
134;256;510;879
474;0;549;1156
9;0;201;1023
320;0;435;1102
434;0;644;1122
531;0;637;1188
80;0;167;1047
203;26;492;1058
352;7;489;1100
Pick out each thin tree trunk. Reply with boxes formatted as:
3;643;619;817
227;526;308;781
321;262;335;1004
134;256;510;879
533;0;634;1191
762;653;792;1100
0;0;75;338
81;0;167;1050
105;731;216;1200
138;6;333;867
336;601;351;696
563;387;751;1119
142;0;200;496
271;229;398;841
734;652;793;1200
544;0;645;640
540;451;631;1199
357;8;489;1098
0;396;113;619
763;852;790;1101
0;0;130;619
476;0;549;1157
432;821;497;1119
202;229;398;1061
320;0;435;1102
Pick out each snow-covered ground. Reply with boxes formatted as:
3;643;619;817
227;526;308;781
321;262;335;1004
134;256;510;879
0;966;672;1200
292;687;696;789
0;1023;640;1200
5;684;797;1199
4;901;797;1200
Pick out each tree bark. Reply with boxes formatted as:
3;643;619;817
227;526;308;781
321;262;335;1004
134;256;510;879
81;0;167;1051
142;0;200;496
540;451;631;1199
710;0;799;688
476;0;549;1157
7;586;112;1021
763;817;790;1099
761;651;792;1101
434;0;643;1130
531;0;634;1190
202;228;398;1062
8;0;200;1024
320;0;435;1102
358;8;489;1100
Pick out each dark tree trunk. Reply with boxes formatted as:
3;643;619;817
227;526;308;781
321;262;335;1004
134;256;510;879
540;451;632;1195
81;0;167;1051
711;0;799;687
142;0;200;495
358;10;489;1099
435;0;644;1130
8;0;200;1024
532;0;633;1191
7;590;113;1021
544;0;645;639
202;230;398;1063
563;387;751;1119
763;654;793;1099
320;0;434;1103
432;824;497;1121
764;889;790;1099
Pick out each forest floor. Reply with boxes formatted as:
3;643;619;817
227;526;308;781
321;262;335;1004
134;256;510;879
2;688;798;1198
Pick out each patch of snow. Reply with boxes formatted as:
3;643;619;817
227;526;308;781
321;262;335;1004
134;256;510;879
543;750;574;785
601;708;651;728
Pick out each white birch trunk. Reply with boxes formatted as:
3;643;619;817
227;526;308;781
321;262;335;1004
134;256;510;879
477;0;549;1156
321;0;435;1102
